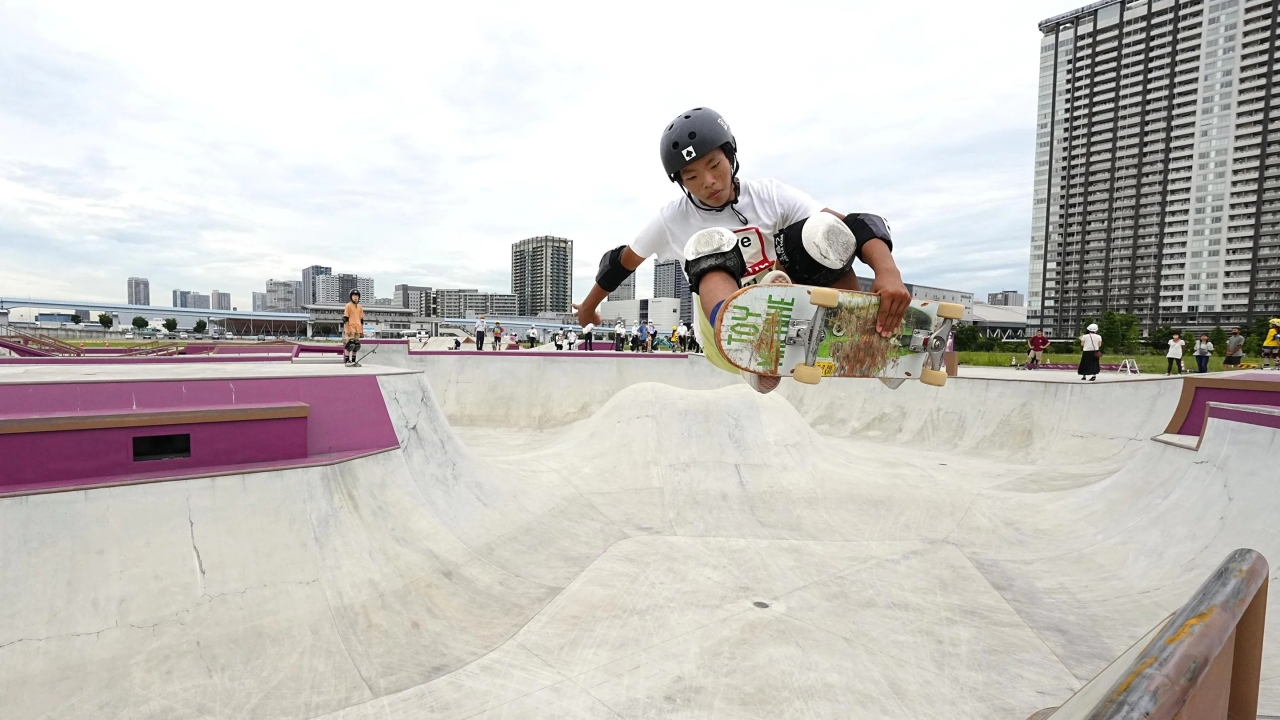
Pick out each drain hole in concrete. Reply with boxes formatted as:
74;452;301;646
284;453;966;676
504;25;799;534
753;601;770;609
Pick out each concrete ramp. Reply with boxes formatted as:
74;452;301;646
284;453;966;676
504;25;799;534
1;358;1278;720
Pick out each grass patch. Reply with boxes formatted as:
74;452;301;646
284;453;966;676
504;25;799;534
956;351;1234;374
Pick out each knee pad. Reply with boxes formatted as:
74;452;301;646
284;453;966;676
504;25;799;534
683;227;746;294
773;213;857;287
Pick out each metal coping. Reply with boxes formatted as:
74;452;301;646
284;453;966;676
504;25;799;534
1039;0;1124;31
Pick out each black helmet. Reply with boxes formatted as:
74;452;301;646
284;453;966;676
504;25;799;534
660;107;736;181
350;289;360;298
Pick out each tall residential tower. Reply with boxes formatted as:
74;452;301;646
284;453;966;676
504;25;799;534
127;277;150;306
654;259;693;323
511;236;573;315
1029;0;1278;337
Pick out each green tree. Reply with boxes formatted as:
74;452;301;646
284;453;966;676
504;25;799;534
163;318;178;333
1093;311;1140;353
193;319;207;334
951;323;982;351
69;313;82;325
132;316;149;330
1149;325;1177;352
1208;326;1228;356
97;313;113;330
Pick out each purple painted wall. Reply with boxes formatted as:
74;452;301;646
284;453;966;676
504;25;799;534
0;374;399;493
1176;381;1280;437
0;417;306;489
1208;405;1280;433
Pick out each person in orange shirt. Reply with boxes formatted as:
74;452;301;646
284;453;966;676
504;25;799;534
343;289;365;367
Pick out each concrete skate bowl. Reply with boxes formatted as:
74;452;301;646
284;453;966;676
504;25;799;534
1;356;1277;720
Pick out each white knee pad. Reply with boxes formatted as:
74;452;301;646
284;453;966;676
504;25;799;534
801;213;857;270
684;227;738;260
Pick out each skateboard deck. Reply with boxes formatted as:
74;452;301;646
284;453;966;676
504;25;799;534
713;284;962;387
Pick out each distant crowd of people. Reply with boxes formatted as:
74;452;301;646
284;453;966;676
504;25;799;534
457;315;702;354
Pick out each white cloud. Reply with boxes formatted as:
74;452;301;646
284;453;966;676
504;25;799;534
0;0;1072;306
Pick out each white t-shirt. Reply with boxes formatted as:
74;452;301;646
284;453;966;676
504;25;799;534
1167;339;1185;359
630;178;825;277
676;325;688;337
474;319;486;332
1081;333;1102;352
527;327;537;337
583;323;594;334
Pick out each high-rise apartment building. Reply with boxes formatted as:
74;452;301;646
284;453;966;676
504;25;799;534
264;279;303;312
211;290;232;311
512;236;573;315
1029;0;1279;338
394;284;434;316
252;292;267;312
654;259;693;322
987;290;1026;306
302;265;331;305
127;277;150;306
314;274;374;304
188;293;211;310
433;288;518;317
607;273;636;301
172;290;191;308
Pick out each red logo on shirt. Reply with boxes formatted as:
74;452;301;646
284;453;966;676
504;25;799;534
731;227;773;277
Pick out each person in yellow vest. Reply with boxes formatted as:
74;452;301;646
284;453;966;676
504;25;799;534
1263;317;1280;370
343;289;365;367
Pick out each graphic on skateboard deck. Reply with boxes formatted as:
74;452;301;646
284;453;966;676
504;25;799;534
714;284;963;387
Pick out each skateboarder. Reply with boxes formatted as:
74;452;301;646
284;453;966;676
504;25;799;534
1264;318;1280;370
1027;330;1049;370
343;289;365;367
572;107;909;394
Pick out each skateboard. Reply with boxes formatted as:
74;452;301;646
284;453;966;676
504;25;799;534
346;344;377;368
713;284;963;387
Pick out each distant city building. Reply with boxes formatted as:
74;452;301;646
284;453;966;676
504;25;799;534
971;303;1029;341
188;293;211;310
598;298;682;327
512;236;573;315
315;273;373;304
855;276;975;321
252;292;267;312
433;288;518;317
394;284;434;316
301;265;332;306
1029;0;1280;337
371;298;395;306
171;289;201;308
654;259;692;322
607;273;635;301
264;279;303;313
127;277;150;306
210;290;232;311
987;290;1025;307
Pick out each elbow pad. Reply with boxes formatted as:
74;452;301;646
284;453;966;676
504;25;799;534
595;245;634;292
843;213;893;257
342;315;349;324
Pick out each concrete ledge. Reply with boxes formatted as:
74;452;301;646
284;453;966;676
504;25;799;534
0;401;310;435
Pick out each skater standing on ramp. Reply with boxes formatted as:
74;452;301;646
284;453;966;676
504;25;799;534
572;107;909;393
343;289;365;367
1078;323;1102;381
1027;330;1049;370
1264;318;1280;370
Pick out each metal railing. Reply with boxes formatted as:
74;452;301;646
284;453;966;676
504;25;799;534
1031;548;1269;720
0;326;84;356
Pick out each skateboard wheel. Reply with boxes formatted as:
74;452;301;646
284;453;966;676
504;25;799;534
936;302;964;320
920;368;947;387
809;287;840;309
793;364;823;385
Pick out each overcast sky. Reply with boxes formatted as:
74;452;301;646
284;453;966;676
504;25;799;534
0;0;1076;308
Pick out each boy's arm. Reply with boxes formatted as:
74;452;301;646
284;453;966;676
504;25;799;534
819;209;910;338
574;246;646;327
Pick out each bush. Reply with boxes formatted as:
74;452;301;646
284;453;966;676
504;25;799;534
1209;326;1228;356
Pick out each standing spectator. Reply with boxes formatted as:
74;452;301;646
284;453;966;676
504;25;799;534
554;329;564;351
474;315;487;351
1078;323;1102;381
646;321;657;353
676;322;689;352
686;321;700;353
582;322;594;351
1165;332;1186;376
631;322;642;352
1192;334;1214;374
492;322;504;351
1224;327;1245;370
567;328;578;350
614;320;625;351
527;325;538;349
1027;330;1049;370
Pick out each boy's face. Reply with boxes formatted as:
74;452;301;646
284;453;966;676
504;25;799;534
679;147;734;206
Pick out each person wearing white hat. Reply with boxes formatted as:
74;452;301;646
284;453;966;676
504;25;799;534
1078;323;1102;381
